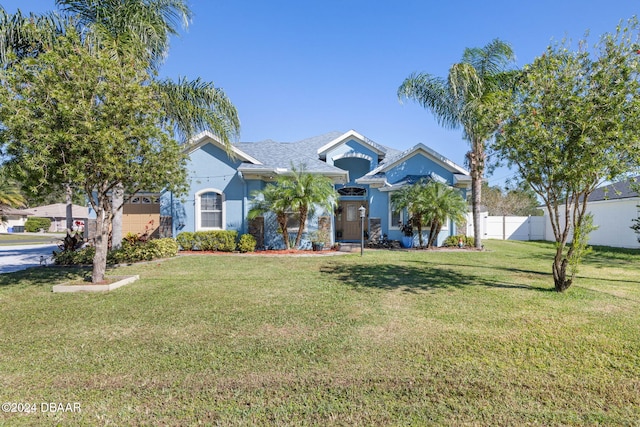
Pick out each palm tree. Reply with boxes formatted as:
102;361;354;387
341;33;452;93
280;165;338;248
420;182;468;248
391;180;428;247
0;169;26;208
248;184;294;249
398;39;516;249
52;0;240;144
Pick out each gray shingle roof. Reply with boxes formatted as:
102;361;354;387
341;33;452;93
588;176;640;201
235;131;372;174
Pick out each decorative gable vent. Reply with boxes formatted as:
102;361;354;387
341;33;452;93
337;187;367;196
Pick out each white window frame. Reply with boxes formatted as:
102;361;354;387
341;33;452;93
195;188;225;230
389;193;403;230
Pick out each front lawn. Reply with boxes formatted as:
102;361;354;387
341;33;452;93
0;240;638;425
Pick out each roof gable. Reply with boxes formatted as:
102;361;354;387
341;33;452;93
317;130;387;158
366;143;468;177
185;131;262;165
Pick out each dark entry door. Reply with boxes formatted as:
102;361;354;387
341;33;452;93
337;201;367;241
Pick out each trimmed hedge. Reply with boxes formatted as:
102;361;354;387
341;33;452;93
53;238;179;265
176;232;196;251
237;234;257;253
443;234;475;248
24;217;52;232
176;230;238;252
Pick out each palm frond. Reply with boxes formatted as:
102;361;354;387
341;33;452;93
154;77;240;146
462;38;515;79
56;0;192;69
0;8;66;65
398;72;459;130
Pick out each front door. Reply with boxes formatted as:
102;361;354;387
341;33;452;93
337;201;368;241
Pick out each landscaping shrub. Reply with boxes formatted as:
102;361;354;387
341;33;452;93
176;232;196;250
52;246;95;265
196;230;238;252
150;238;179;258
237;234;257;253
24;217;51;232
53;238;179;265
109;238;179;263
443;234;475;247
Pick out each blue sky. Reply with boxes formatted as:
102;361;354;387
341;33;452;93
2;1;639;186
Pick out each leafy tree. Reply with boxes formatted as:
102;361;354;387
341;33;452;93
248;184;294;249
0;2;240;244
55;0;240;247
482;182;542;216
398;39;516;249
495;18;640;292
0;29;188;283
280;165;338;248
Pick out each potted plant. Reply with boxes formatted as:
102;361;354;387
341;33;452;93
399;220;414;248
311;228;329;251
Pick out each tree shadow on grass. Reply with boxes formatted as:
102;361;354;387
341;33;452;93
320;262;551;293
0;266;92;288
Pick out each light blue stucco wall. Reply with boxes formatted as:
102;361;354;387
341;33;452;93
168;142;249;236
385;153;455;185
372;152;465;246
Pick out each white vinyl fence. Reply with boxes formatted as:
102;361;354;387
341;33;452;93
466;214;546;241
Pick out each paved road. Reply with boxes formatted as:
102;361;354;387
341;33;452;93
0;244;59;274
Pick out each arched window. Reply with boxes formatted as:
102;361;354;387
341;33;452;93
196;189;224;230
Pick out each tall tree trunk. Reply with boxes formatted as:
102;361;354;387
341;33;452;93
277;213;290;249
65;183;73;232
427;220;438;248
468;141;484;249
295;206;308;249
552;248;572;292
111;183;124;249
92;206;109;283
415;218;424;248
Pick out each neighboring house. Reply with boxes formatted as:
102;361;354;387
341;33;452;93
0;206;33;233
543;176;640;248
163;130;471;248
29;203;89;232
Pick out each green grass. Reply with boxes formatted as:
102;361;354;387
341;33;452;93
0;240;639;425
0;233;62;246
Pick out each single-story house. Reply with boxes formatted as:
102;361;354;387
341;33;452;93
29;203;89;232
161;130;471;248
543;176;640;248
0;205;33;233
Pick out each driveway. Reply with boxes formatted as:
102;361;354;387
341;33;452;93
0;244;59;274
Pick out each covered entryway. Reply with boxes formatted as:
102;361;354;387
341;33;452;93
336;201;368;241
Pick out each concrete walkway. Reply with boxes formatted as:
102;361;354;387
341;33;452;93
0;244;59;274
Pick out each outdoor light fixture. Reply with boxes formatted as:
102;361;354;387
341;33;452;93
359;205;366;256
